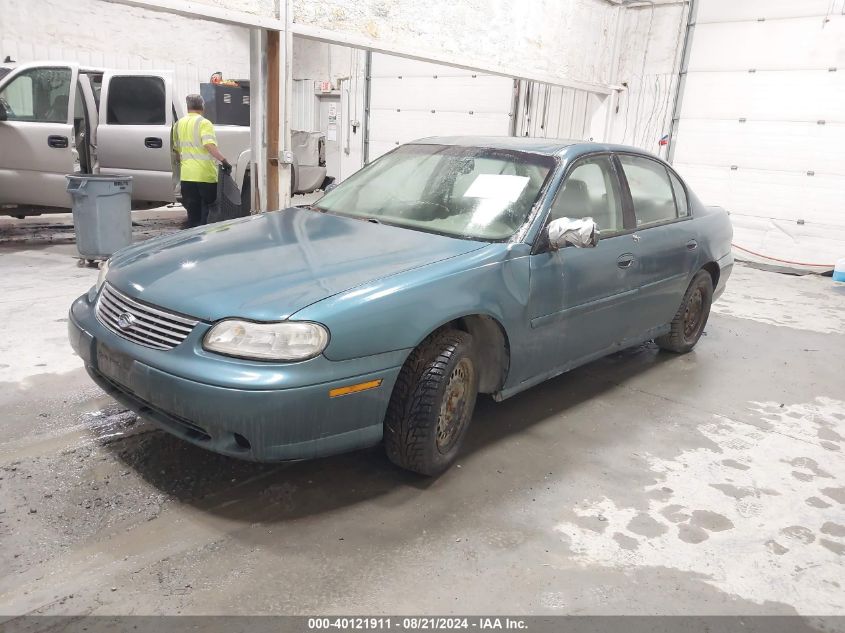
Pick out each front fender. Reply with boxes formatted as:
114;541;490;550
291;243;532;366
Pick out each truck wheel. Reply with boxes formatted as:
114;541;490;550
656;270;714;354
384;329;478;476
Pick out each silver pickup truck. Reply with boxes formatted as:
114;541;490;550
0;61;330;218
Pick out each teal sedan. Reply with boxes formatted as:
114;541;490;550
68;137;733;475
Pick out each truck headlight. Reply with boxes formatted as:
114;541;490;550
203;320;329;361
96;259;110;292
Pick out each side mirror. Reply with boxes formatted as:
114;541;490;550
547;216;600;250
0;104;7;122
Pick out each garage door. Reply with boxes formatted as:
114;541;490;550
513;79;606;141
367;54;515;160
671;0;845;269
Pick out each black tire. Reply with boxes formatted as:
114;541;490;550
384;329;478;476
656;270;714;354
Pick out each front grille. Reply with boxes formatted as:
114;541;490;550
95;283;198;350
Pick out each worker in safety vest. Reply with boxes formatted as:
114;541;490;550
173;94;231;227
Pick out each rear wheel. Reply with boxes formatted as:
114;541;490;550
384;329;478;476
656;270;714;353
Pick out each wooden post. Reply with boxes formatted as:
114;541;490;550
266;29;281;210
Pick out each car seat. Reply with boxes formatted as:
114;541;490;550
553;178;591;221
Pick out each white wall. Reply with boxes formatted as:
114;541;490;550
515;80;607;141
671;0;845;268
157;0;619;92
291;3;688;179
0;0;250;102
2;0;685;155
367;54;515;160
292;0;618;90
606;2;688;155
290;37;367;181
293;38;357;88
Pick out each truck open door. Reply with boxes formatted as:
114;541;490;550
0;64;81;209
96;71;176;205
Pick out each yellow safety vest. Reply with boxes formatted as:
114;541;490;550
174;113;218;183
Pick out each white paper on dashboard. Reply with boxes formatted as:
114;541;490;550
463;174;529;202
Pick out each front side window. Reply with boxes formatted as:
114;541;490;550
618;154;678;227
106;76;165;125
314;144;556;240
0;67;72;123
548;155;624;233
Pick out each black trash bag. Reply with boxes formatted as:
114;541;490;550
206;166;248;224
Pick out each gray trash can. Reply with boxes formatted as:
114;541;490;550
66;174;133;260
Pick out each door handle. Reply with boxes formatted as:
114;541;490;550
47;135;68;148
144;137;163;148
617;253;635;269
686;239;698;251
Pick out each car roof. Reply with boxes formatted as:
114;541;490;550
411;136;662;160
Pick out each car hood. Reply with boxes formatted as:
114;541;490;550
107;208;487;322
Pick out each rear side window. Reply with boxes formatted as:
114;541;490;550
668;169;689;217
106;76;165;125
618;154;678;227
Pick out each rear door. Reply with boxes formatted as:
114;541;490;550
615;153;696;336
97;71;175;204
0;64;79;208
527;154;639;374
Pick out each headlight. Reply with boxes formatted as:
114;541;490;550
96;259;110;292
203;320;329;361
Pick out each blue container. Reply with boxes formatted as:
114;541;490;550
834;258;845;282
66;174;133;260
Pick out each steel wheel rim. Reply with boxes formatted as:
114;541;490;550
436;358;473;454
683;287;704;339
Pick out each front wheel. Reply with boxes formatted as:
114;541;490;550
656;270;714;353
384;329;478;476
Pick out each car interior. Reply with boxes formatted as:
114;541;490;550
551;160;623;233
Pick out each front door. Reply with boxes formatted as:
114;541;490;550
0;64;79;208
527;154;638;375
97;71;175;204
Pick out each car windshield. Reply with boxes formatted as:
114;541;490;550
313;144;556;240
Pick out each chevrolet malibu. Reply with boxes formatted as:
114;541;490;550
68;137;733;475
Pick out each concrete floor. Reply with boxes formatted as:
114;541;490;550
0;209;843;616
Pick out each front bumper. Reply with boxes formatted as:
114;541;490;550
68;291;404;462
